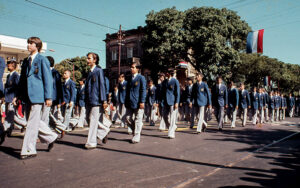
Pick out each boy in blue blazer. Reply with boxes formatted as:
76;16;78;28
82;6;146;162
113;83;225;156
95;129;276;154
212;76;228;131
0;60;19;144
76;78;86;128
117;74;127;127
228;81;239;128
190;73;211;133
146;80;157;126
161;69;180;139
288;93;295;117
269;91;276;122
18;37;57;159
239;83;251;126
251;87;259;124
157;73;167;131
124;62;146;143
59;70;76;132
85;52;108;149
274;91;281;121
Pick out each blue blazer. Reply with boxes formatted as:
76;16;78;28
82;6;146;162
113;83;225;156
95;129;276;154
77;85;85;107
275;96;281;108
251;92;259;110
146;86;156;105
105;77;109;96
118;81;127;104
155;83;163;105
258;93;265;108
269;96;275;109
288;97;295;108
185;85;193;104
18;54;53;103
212;84;228;108
191;82;211;107
281;97;287;108
264;93;269;107
161;77;180;106
228;88;239;108
125;74;146;109
239;89;251;109
62;79;76;103
5;71;20;103
51;68;63;104
85;66;107;106
0;57;5;97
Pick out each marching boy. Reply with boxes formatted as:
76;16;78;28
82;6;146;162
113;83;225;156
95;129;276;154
18;37;57;159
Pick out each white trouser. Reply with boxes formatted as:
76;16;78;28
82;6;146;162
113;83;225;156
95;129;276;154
62;104;73;130
124;108;144;143
260;108;264;124
228;107;237;128
271;109;275;122
289;108;294;117
162;105;177;138
241;108;248;126
97;111;112;140
117;103;126;127
214;107;225;129
2;103;15;133
159;105;166;131
191;106;206;132
252;109;258;124
21;104;57;156
86;106;101;147
275;108;280;121
77;106;86;128
41;104;51;126
146;104;157;125
264;107;269;121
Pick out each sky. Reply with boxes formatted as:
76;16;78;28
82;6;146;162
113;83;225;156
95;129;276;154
0;0;299;68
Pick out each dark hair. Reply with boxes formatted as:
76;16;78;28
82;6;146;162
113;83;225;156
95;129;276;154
79;77;86;82
148;79;153;83
46;56;55;67
130;62;141;69
159;73;165;77
87;52;100;65
7;59;17;69
27;37;43;52
196;73;204;77
119;73;125;78
64;69;71;74
216;76;222;80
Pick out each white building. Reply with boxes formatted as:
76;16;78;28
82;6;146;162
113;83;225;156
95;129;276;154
0;34;47;63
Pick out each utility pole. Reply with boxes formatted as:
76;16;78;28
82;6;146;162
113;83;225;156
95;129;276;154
117;25;122;75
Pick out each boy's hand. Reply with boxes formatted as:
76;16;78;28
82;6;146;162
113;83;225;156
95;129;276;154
69;102;73;107
46;99;52;107
139;103;145;109
12;98;17;106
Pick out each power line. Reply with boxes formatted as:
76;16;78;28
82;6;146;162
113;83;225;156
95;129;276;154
25;0;118;31
1;33;104;51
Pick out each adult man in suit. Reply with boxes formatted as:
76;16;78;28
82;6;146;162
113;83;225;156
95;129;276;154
227;81;239;128
85;52;108;149
123;62;146;143
17;37;57;159
146;80;157;126
161;69;180;139
117;74;127;128
239;83;251;127
157;73;167;131
41;56;62;127
190;73;211;133
0;60;19;144
185;78;193;122
288;93;295;117
212;76;228;131
251;87;259;125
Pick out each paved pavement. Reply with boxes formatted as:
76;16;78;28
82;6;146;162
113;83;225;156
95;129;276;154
0;117;299;188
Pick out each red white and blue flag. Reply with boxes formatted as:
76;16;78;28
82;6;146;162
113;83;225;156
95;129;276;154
246;29;264;53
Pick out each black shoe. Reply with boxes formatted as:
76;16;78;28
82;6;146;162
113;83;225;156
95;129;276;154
190;126;194;129
47;140;56;152
102;134;109;144
202;126;207;132
0;132;6;145
218;128;223;131
20;154;37;160
6;129;12;137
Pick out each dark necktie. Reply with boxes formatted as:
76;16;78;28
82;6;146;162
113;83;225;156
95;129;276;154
28;57;32;70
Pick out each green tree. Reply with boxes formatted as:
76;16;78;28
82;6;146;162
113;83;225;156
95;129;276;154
55;56;89;84
183;7;251;84
142;7;186;81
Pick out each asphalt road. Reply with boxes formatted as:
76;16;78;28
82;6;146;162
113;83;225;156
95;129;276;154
0;117;300;188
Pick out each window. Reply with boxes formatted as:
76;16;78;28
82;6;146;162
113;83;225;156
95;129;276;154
127;47;133;58
111;50;117;61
